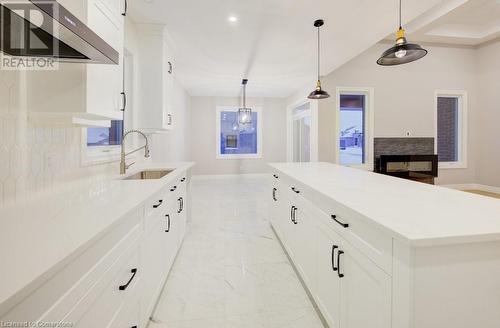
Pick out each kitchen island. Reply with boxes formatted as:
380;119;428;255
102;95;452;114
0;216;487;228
269;162;500;328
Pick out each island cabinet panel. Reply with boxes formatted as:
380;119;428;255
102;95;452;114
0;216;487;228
316;224;342;328
269;172;393;328
339;238;392;328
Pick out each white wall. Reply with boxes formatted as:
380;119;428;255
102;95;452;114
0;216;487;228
289;42;481;185
189;96;287;175
477;40;500;187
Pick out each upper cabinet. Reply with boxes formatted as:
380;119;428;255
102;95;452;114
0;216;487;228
136;24;176;133
26;0;126;126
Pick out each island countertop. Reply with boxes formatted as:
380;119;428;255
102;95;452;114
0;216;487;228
270;162;500;246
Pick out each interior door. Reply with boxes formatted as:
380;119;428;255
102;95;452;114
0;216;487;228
339;240;392;328
291;102;311;162
316;224;342;328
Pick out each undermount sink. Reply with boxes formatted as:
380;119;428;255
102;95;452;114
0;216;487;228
123;169;173;180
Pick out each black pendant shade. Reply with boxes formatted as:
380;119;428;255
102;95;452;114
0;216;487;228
377;32;427;66
377;0;428;66
308;19;330;100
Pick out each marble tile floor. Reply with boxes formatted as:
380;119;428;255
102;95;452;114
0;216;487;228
148;176;326;328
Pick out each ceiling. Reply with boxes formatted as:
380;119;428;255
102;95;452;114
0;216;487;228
408;0;500;46
129;0;449;98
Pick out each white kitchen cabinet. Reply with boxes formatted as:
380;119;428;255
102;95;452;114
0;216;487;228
27;0;125;126
339;239;391;328
136;24;175;132
269;170;392;328
316;225;342;328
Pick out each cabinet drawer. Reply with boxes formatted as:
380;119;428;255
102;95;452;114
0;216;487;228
62;241;141;327
2;209;141;322
303;195;392;274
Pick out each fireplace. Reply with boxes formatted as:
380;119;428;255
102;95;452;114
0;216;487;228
375;154;438;184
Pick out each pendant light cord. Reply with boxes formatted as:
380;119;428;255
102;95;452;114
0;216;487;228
399;0;402;29
317;25;321;81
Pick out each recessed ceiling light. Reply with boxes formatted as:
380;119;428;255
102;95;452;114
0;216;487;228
228;16;238;23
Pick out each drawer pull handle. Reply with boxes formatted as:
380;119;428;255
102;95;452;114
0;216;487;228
272;188;277;201
331;245;339;271
290;206;296;223
181;177;186;182
153;200;163;208
291;187;300;194
273;174;279;179
178;197;184;213
337;250;345;278
292;206;298;224
165;214;171;232
119;268;138;291
170;186;177;192
331;215;349;228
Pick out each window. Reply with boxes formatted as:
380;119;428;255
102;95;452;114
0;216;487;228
216;107;262;159
435;91;467;168
87;120;123;146
336;88;374;169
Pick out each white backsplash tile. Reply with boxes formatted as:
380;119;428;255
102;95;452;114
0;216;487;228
0;71;116;206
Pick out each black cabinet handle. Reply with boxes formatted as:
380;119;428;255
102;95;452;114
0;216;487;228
331;215;349;228
153;200;163;208
168;114;173;125
180;197;184;212
120;92;127;111
290;206;295;223
273;174;279;179
119;268;137;290
170;186;177;192
292;206;298;224
168;61;173;74
337;250;344;278
165;214;171;232
122;0;127;16
177;197;182;213
331;245;339;271
291;187;300;194
181;177;186;182
272;188;277;201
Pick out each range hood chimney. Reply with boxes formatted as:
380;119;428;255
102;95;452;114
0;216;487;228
0;0;119;64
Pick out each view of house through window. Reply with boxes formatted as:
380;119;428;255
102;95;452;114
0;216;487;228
339;94;365;165
218;109;260;157
87;120;124;146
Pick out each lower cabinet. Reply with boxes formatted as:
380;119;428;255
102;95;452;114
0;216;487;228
0;172;191;328
269;175;392;328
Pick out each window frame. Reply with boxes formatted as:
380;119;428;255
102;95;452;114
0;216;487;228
434;90;468;169
335;87;375;171
216;106;263;160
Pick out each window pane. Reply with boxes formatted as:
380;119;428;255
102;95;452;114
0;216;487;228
437;97;459;162
87;120;123;146
339;95;365;165
220;111;258;155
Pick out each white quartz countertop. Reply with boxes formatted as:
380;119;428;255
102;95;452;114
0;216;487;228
0;161;194;315
270;162;500;246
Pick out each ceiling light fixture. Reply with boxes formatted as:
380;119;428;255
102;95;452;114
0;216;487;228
377;0;428;66
228;15;238;23
308;19;330;100
238;79;252;125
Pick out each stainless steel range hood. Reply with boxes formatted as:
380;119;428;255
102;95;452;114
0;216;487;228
0;0;119;64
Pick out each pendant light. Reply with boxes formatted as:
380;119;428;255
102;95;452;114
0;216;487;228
308;19;330;100
238;79;252;125
377;0;427;66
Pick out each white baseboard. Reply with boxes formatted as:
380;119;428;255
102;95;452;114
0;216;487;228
442;183;500;194
191;173;268;181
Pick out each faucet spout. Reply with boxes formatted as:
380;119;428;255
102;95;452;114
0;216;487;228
120;130;150;175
